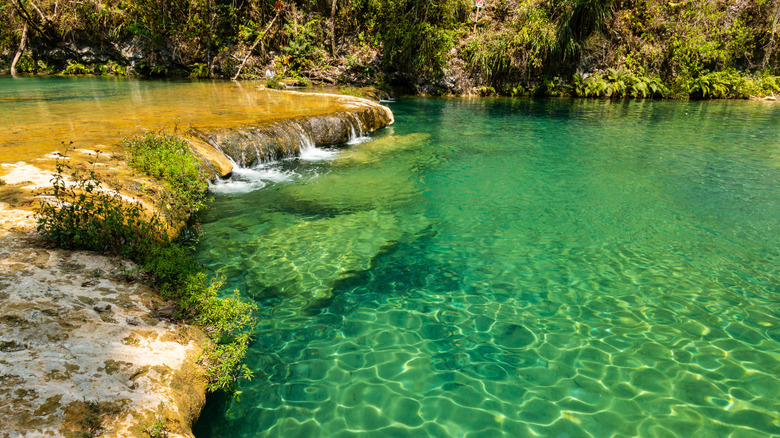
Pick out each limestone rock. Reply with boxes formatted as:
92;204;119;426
0;235;207;438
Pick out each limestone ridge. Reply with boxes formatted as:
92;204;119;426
190;93;394;168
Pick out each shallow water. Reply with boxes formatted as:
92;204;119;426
193;98;780;437
0;76;352;162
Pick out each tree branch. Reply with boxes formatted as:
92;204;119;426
9;0;52;40
232;11;280;80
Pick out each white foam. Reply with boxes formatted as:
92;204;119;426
210;165;295;194
299;145;339;161
347;136;372;145
210;177;267;194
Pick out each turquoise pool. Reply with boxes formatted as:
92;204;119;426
193;98;780;437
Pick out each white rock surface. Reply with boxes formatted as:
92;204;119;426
0;234;207;438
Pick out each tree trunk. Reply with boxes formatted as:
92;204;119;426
763;3;780;68
330;0;337;56
10;23;28;76
232;12;280;80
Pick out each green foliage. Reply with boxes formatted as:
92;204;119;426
462;31;514;84
265;74;284;89
63;62;96;75
340;87;363;97
190;63;209;78
1;0;778;97
149;65;168;77
613;0;775;82
533;75;563;96
477;86;496;96
37;137;255;394
553;0;615;63
121;132;209;224
281;18;323;66
144;402;169;438
15;53;37;73
202;330;253;393
106;60;126;75
72;399;120;438
37;160;166;255
571;68;668;98
503;84;526;97
373;0;466;77
37;60;58;74
683;69;780;99
286;70;312;86
77;400;104;438
462;0;613;86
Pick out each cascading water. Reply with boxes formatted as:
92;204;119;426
190;100;393;169
208;108;385;192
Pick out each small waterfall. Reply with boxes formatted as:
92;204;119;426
287;120;338;161
188;98;394;169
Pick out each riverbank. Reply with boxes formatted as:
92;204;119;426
2;1;779;98
0;85;393;436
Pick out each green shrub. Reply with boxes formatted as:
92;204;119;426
477;86;496;96
121;132;209;225
37;141;255;394
532;75;562;96
107;60;125;75
340;87;363;97
15;53;36;73
571;68;668;98
63;62;95;75
36;160;166;256
265;75;284;89
504;85;526;97
190;63;209;78
682;69;780;99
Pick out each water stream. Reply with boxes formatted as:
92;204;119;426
193;98;780;437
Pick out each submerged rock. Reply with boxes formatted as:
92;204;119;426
274;133;431;215
224;210;403;300
200;207;433;305
277;167;421;215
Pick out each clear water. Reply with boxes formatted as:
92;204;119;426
193;98;780;437
0;76;355;162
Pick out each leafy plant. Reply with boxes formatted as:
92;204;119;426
684;69;777;99
72;399;120;438
37;139;255;394
477;86;496;96
190;62;209;78
121;132;209;225
144;403;169;438
149;65;168;77
63;62;95;75
572;68;667;98
265;74;284;89
340;87;363;97
37;158;166;255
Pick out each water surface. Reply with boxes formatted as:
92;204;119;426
194;98;780;437
0;76;353;162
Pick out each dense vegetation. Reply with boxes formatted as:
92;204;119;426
2;0;779;95
36;134;256;393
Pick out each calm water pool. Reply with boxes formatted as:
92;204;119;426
0;76;354;162
193;98;780;437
